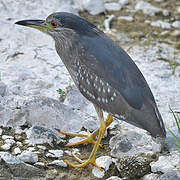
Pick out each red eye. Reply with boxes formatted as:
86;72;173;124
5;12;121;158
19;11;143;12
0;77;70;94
51;21;58;28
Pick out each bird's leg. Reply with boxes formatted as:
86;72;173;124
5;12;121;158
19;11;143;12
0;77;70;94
58;114;113;147
64;104;106;170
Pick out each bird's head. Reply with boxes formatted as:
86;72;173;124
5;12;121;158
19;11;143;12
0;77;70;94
15;12;101;39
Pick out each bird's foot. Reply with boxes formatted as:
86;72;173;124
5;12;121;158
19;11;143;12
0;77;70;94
64;152;103;170
58;129;98;147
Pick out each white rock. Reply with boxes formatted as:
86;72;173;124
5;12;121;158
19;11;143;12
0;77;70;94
68;131;87;145
17;151;38;164
172;21;180;28
151;20;171;29
48;160;67;167
35;162;45;167
16;141;23;147
150;154;180;173
4;139;15;145
135;1;162;16
104;3;122;11
1;143;11;150
104;14;115;32
37;145;46;150
152;141;162;153
106;176;122;180
15;127;24;134
142;173;159;180
27;147;36;152
177;7;180;13
118;16;133;21
48;150;63;158
14;147;21;155
92;156;112;178
0;128;2;135
77;0;105;15
163;10;169;16
119;0;129;6
2;135;14;140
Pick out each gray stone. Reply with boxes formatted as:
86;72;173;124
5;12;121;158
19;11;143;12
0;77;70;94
83;119;99;131
109;131;155;158
150;154;180;173
104;3;122;11
48;150;63;158
74;0;105;15
22;96;83;133
48;160;67;167
158;170;180;180
13;147;21;155
26;125;64;146
2;135;14;140
135;1;162;16
17;150;38;164
0;152;44;178
151;21;171;29
92;156;112;178
104;14;115;32
1;143;11;150
0;128;2;135
0;82;7;97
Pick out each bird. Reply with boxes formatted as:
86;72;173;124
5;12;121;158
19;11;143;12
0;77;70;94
15;12;166;170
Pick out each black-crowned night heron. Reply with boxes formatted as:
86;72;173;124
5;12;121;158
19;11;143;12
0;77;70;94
15;12;166;170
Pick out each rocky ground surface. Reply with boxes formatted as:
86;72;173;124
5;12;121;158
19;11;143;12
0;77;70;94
0;0;180;179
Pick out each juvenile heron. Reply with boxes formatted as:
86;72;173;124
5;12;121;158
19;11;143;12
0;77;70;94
15;12;166;170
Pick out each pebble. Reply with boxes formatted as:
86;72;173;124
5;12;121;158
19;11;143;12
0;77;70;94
106;176;122;180
118;16;133;21
92;156;112;178
172;21;180;28
135;1;162;16
37;145;47;150
1;143;11;150
17;151;38;164
34;162;45;167
151;20;171;29
48;150;63;158
119;0;129;6
48;160;67;167
104;3;122;11
2;135;14;140
0;128;2;135
13;147;21;155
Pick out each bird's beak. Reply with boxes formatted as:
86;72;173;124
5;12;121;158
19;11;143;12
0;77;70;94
15;19;50;32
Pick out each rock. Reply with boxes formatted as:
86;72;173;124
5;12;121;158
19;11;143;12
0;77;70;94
1;144;11;150
37;145;46;150
119;0;129;6
0;82;7;97
104;14;115;32
135;1;162;16
13;147;21;155
106;176;122;180
109;131;157;158
163;10;169;16
104;3;122;11
150;154;180;173
34;162;45;167
2;135;14;140
83;119;99;131
151;21;171;29
17;150;38;164
92;156;112;178
158;170;180;180
118;16;133;21
0;128;2;135
0;152;44;178
116;32;132;44
115;155;155;179
171;30;180;37
26;125;64;146
172;21;180;28
142;173;159;180
74;0;105;15
22;96;83;133
48;160;67;167
177;7;180;13
48;150;63;158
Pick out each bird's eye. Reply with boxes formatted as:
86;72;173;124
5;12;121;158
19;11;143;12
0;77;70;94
51;21;58;28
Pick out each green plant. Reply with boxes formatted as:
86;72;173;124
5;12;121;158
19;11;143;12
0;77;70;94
168;107;180;153
57;88;65;95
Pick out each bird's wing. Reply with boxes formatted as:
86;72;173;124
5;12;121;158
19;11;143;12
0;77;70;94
78;34;155;110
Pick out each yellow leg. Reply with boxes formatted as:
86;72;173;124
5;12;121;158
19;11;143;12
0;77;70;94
64;104;106;170
58;114;113;147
